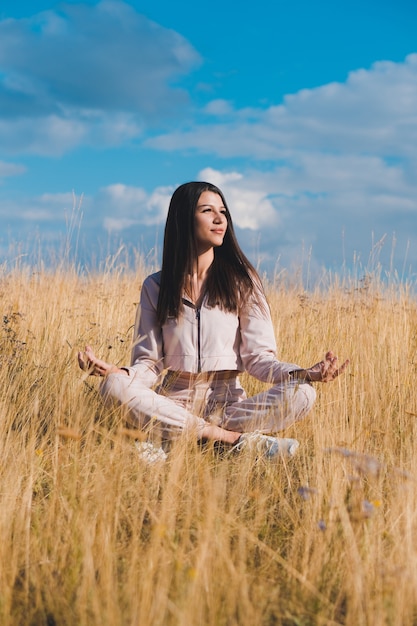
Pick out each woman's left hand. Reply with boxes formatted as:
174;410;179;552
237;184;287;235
306;351;349;383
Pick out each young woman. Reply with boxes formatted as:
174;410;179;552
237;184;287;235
78;181;348;460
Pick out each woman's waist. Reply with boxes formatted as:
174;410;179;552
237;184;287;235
164;370;239;384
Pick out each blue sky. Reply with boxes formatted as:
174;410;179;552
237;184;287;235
1;0;417;279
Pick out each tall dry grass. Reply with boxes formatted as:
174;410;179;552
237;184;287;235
1;257;417;625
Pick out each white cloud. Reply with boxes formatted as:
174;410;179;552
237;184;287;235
96;183;173;231
142;55;417;273
198;168;279;230
0;1;200;154
149;54;417;159
1;166;416;277
0;191;83;222
0;160;26;178
1;19;416;279
193;160;417;277
0;116;88;156
203;100;234;116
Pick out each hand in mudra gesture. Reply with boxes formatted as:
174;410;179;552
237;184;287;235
78;346;126;377
306;351;349;383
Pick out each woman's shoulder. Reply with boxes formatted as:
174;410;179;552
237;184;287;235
140;271;162;306
143;270;162;288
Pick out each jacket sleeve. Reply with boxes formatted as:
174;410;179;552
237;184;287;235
127;275;164;383
238;287;300;383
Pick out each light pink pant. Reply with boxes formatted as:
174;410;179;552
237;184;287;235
100;370;316;441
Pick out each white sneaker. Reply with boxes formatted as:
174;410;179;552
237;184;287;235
135;441;168;465
232;432;299;459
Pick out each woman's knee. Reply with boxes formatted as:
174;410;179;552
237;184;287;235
296;383;317;417
99;372;133;405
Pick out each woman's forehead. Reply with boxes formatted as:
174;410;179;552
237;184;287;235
197;190;225;207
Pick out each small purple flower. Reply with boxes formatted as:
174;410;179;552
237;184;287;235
297;486;318;501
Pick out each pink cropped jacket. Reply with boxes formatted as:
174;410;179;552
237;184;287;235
127;271;299;383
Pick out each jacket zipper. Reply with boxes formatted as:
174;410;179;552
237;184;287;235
196;307;201;372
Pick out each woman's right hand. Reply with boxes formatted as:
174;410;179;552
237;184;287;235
78;345;126;377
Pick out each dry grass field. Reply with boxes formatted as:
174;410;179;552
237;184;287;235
1;256;417;625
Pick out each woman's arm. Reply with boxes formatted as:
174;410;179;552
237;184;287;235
78;273;164;383
239;288;299;382
129;273;164;377
239;288;348;383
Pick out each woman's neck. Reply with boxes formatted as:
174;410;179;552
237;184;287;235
185;248;214;304
194;247;214;278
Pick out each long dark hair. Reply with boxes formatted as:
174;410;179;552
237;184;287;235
157;181;263;325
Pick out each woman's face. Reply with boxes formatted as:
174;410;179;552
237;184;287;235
194;191;228;253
